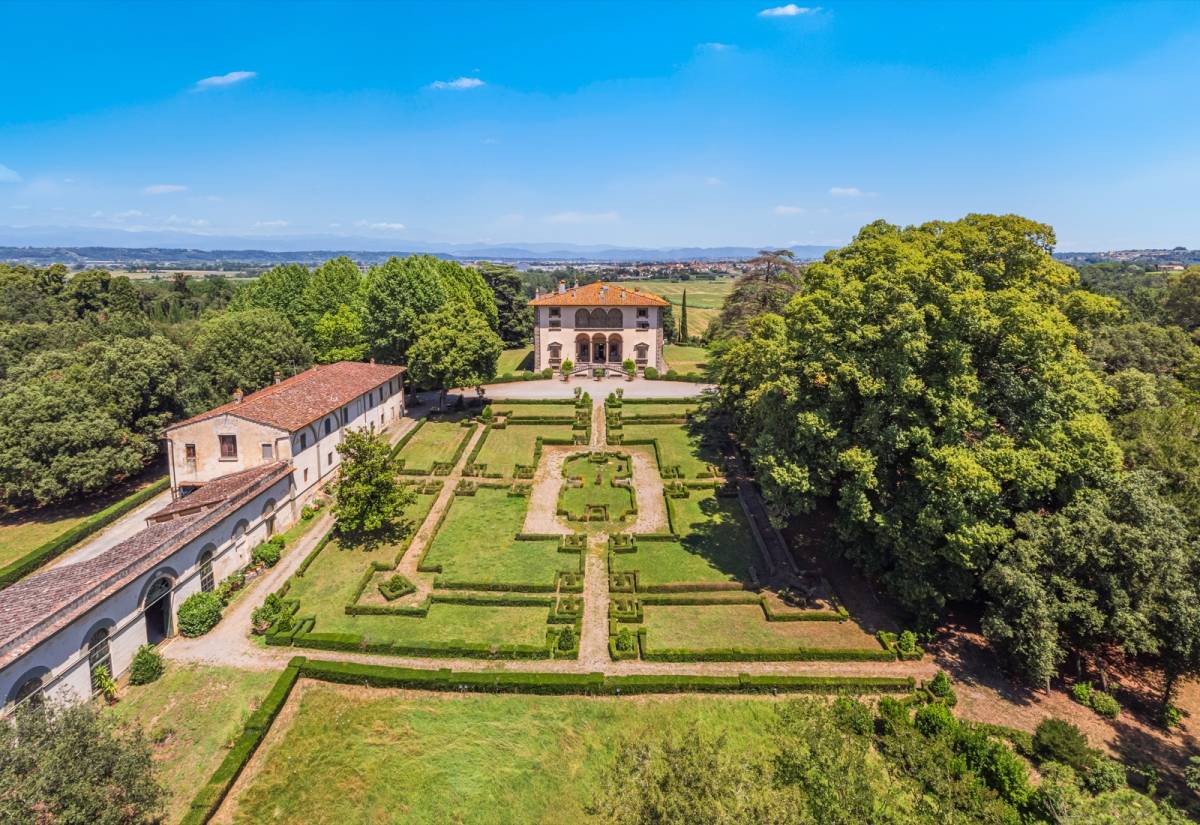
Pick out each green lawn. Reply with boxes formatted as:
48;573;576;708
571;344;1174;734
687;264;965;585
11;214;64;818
106;664;277;825
398;420;473;472
642;603;878;652
635;280;734;337
619;402;697;419
621;423;721;478
0;473;165;570
473;423;576;477
227;687;796;824
422;488;565;587
286;493;438;616
314;603;551;648
558;453;634;528
496;347;535;374
662;344;710;374
498;402;578;420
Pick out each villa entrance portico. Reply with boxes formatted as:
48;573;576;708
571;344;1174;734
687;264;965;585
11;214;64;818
574;333;623;366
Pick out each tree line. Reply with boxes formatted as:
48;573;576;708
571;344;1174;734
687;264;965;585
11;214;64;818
708;215;1200;713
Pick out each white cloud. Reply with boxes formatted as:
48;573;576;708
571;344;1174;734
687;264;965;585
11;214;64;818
704;176;723;186
143;184;187;195
758;4;821;16
698;42;733;52
428;76;485;91
195;70;257;90
167;215;209;227
355;220;406;231
545;210;620;224
254;219;289;229
774;205;806;215
0;164;22;183
829;186;875;197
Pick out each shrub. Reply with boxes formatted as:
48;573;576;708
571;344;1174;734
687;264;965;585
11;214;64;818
91;664;118;702
897;630;918;655
557;626;576;651
927;670;957;706
1033;719;1091;771
378;573;416;601
970;736;1031;806
914;702;957;738
615;627;635;653
480;404;494;423
622;358;635;373
831;696;873;736
1071;681;1093;704
542;367;553;379
1089;690;1120;719
215;570;246;605
1185;756;1200;793
644;366;659;379
562;358;574;373
178;591;224;637
252;537;284;568
128;645;165;685
1083;756;1127;793
1160;703;1183;730
251;593;285;634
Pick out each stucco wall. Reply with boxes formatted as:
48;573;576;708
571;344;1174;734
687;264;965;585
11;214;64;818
0;473;295;711
534;306;662;371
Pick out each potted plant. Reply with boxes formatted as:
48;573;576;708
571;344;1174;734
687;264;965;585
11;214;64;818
561;358;574;381
593;367;603;381
622;358;635;380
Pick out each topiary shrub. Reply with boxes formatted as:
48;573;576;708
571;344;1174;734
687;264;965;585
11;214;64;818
831;696;873;736
927;670;957;706
1033;719;1091;771
643;366;659;379
615;627;635;653
128;645;164;685
557;626;576;651
251;592;284;634
177;591;223;637
914;702;957;738
252;537;284;568
378;573;416;601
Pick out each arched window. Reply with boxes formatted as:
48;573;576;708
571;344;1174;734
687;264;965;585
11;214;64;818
198;549;215;592
143;576;173;645
574;308;590;328
607;308;622;328
324;418;332;436
87;627;113;692
588;308;607;327
13;676;43;708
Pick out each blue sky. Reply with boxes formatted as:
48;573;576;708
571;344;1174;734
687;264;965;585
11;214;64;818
1;0;1199;250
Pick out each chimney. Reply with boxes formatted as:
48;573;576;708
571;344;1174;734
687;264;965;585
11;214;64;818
273;369;281;385
233;388;244;404
557;280;566;294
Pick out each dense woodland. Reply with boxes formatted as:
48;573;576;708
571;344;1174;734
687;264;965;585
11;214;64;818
708;215;1200;711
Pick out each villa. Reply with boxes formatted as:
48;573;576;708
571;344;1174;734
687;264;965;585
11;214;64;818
529;281;669;374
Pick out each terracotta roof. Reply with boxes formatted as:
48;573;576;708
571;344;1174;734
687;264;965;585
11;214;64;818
148;462;288;523
164;361;404;434
529;282;669;308
0;462;291;670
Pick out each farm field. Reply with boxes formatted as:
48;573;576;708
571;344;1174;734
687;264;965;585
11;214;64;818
472;423;575;477
396;419;473;472
225;686;813;825
422;488;565;587
635;279;734;336
621;422;721;478
662;344;710;373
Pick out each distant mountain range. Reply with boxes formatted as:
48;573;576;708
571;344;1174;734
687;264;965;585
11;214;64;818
0;230;836;265
1054;247;1200;266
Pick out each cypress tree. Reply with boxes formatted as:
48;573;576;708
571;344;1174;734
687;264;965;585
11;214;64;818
679;289;689;343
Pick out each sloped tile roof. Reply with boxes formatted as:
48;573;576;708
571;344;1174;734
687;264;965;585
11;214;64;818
148;462;288;522
0;462;292;670
529;282;669;307
164;360;404;434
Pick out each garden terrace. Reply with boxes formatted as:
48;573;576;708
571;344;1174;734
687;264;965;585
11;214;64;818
493;401;579;421
557;452;635;530
394;417;475;475
616;422;722;479
468;423;577;478
419;487;573;589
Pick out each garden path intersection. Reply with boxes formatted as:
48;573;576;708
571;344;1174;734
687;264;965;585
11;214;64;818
163;389;934;682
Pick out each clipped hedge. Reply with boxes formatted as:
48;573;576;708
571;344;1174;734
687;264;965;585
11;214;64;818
0;476;169;589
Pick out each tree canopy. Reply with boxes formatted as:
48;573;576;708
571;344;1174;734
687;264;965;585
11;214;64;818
406;303;503;407
478;263;532;346
332;427;413;538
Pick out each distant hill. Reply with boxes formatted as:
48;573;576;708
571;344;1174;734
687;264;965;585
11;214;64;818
1055;247;1200;266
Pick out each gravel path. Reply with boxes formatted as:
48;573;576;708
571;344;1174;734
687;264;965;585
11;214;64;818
474;377;714;400
522;447;573;534
577;542;611;669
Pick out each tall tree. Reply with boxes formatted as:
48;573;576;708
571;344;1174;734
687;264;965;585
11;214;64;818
1164;267;1200;332
185;309;312;413
0;699;166;824
678;289;689;343
332;427;412;538
747;248;798;284
300;256;363;337
406;303;502;409
311;304;368;363
228;263;312;331
478;263;532;346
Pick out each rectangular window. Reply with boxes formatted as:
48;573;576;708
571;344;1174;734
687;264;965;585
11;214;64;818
637;308;648;318
184;443;196;461
549;308;560;317
303;468;309;483
299;433;308;450
218;434;237;459
261;443;273;460
328;451;334;465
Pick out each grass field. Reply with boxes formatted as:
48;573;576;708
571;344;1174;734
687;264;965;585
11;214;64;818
314;602;552;647
397;420;473;472
642;603;877;651
619;401;698;419
227;686;799;824
558;453;634;528
284;493;438;617
621;423;720;478
497;403;577;420
635;279;734;337
662;345;710;374
422;488;564;586
0;473;165;570
106;664;277;825
496;347;535;374
473;423;575;477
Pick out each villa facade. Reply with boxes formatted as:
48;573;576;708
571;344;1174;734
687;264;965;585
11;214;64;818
529;281;669;374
